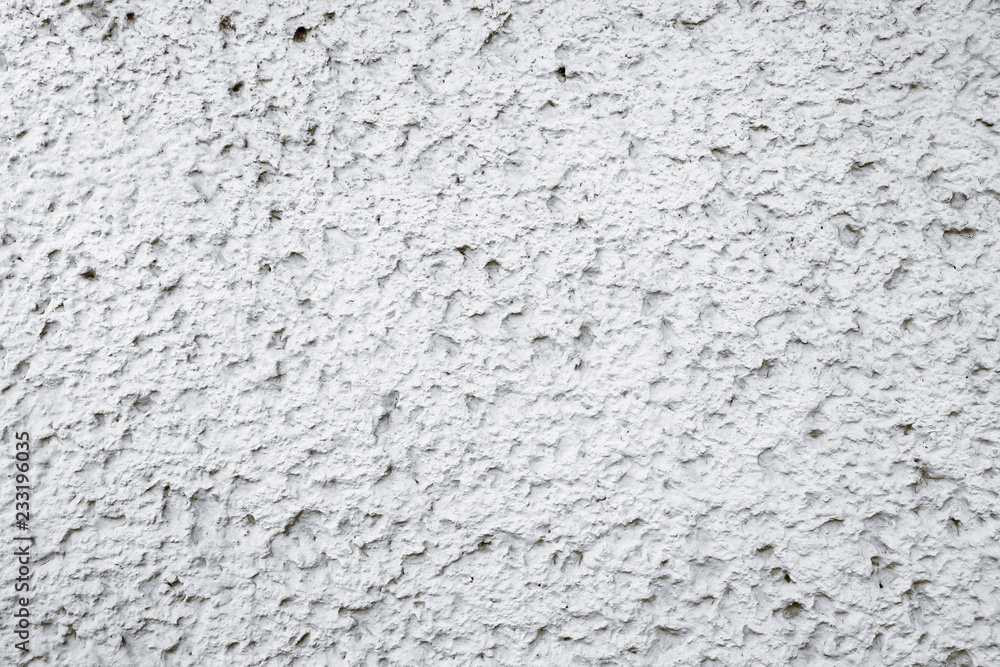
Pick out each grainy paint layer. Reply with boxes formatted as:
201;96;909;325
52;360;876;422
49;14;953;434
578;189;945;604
3;0;1000;665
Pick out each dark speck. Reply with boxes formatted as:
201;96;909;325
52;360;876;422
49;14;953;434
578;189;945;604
293;27;309;42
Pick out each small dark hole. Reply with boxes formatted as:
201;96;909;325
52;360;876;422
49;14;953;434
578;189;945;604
219;16;235;32
780;601;803;618
229;81;243;94
125;12;135;21
293;27;309;42
555;65;567;80
80;269;97;280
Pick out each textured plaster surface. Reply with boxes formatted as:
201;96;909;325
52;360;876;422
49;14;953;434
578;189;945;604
3;0;1000;665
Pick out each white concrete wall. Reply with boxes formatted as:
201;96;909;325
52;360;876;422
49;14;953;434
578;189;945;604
3;0;1000;664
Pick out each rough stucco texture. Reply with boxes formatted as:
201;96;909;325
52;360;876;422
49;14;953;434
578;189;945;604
3;0;1000;665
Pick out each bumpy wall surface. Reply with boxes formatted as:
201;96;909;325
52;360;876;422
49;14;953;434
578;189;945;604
3;0;1000;664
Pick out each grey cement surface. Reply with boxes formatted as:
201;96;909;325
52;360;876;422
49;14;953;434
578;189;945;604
3;0;1000;665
